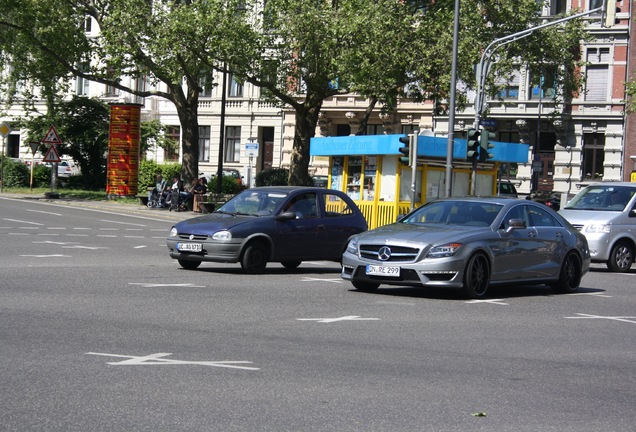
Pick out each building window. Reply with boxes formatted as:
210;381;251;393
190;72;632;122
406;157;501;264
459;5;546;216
135;75;147;93
366;124;383;135
76;63;90;96
583;133;605;180
498;72;520;100
589;0;603;11
199;126;210;162
164;126;180;162
84;16;92;33
199;74;212;97
224;126;241;163
228;74;243;97
401;125;418;135
529;70;556;99
584;48;610;102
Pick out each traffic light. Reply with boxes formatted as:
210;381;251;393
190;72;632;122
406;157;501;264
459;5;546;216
479;130;496;162
466;128;480;161
604;0;620;27
398;135;411;166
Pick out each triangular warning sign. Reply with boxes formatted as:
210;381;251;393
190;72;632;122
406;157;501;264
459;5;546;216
42;125;62;145
42;145;61;163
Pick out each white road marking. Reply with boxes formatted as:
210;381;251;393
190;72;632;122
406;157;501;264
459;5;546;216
134;245;147;249
85;352;259;370
570;292;612;298
99;228;118;231
101;219;146;227
33;240;78;245
72;227;91;230
62;245;108;250
301;277;343;284
47;227;66;230
8;233;29;236
129;282;206;288
124;235;144;239
297;316;380;323
67;234;89;237
26;209;62;216
20;254;70;258
3;218;44;225
565;313;636;324
97;235;117;238
465;299;509;305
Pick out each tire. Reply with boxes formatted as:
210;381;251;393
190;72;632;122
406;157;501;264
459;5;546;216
240;241;269;274
178;259;201;270
607;241;634;272
462;253;490;299
551;252;581;293
352;280;380;292
281;261;301;269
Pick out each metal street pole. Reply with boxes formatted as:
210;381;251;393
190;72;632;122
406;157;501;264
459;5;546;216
216;63;227;194
445;0;461;198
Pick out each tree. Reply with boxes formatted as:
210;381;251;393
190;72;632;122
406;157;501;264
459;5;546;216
0;0;249;185
20;97;110;190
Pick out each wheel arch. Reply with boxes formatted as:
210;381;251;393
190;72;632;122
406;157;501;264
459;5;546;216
240;234;274;261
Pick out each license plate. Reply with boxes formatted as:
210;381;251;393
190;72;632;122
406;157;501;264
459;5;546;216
177;242;202;252
366;265;400;277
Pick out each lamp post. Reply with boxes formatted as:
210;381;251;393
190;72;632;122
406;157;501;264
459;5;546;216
216;64;227;194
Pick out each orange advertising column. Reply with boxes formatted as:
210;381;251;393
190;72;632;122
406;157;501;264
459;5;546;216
106;104;141;196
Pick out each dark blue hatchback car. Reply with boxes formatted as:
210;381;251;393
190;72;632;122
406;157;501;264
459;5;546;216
167;186;368;273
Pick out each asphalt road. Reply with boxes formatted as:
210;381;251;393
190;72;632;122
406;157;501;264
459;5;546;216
1;195;635;432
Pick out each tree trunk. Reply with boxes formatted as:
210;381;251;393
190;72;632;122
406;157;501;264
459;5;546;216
289;99;322;186
174;91;200;185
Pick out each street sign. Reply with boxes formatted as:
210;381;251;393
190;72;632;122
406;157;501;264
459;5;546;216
42;145;61;163
29;141;40;155
42;125;62;145
0;122;11;137
245;142;259;157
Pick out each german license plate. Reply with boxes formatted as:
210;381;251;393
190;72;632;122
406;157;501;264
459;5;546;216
366;265;400;277
177;242;202;252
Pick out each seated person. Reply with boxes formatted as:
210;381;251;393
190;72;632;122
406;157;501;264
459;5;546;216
148;174;167;204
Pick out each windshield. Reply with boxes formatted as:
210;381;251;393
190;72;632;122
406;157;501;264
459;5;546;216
564;186;635;211
401;201;502;227
217;191;287;216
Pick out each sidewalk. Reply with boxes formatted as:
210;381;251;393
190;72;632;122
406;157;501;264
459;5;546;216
0;192;200;222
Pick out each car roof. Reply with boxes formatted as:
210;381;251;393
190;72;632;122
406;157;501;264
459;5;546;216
247;186;329;193
433;196;522;205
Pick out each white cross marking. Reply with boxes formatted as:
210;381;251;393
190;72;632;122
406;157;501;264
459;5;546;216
20;254;70;258
570;292;612;298
297;315;380;323
62;245;108;250
465;299;509;305
565;313;636;324
85;352;259;370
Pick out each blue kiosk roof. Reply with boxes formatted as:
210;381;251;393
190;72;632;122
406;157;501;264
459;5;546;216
310;134;529;163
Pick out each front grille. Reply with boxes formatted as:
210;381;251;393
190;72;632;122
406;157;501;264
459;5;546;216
177;233;208;241
359;244;420;262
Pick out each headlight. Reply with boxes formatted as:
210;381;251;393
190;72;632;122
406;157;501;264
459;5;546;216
212;230;232;241
426;243;462;258
346;237;359;254
585;224;611;234
169;227;178;237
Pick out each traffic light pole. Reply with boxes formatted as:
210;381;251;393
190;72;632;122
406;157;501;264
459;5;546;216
470;2;609;195
473;3;606;130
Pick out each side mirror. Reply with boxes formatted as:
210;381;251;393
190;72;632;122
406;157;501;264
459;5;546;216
505;218;527;233
275;211;297;221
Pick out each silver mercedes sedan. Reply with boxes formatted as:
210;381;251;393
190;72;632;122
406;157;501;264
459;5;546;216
341;197;590;298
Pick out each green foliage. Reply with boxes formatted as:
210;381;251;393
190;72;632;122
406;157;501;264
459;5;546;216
209;175;244;194
255;168;289;187
19;96;110;190
32;164;52;188
137;159;182;190
1;158;29;187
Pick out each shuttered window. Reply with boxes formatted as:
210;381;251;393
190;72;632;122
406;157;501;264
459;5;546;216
585;65;609;101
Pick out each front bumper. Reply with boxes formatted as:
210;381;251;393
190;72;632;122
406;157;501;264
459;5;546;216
341;251;466;288
166;237;243;263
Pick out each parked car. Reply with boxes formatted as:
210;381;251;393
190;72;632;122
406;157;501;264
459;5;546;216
559;182;636;272
57;161;77;178
167;186;368;273
496;181;518;198
526;190;561;211
341;197;590;299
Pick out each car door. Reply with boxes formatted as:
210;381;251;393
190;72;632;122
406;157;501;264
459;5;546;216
274;192;321;260
527;204;571;278
491;204;542;281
